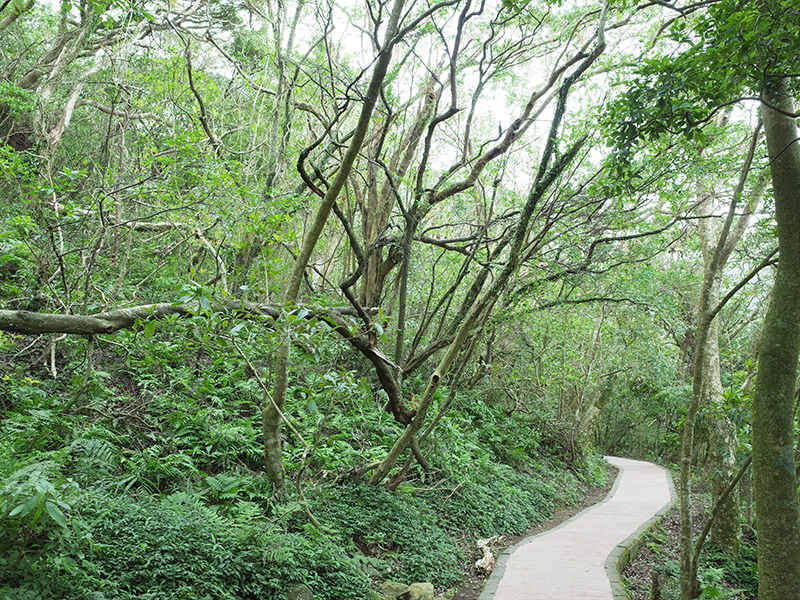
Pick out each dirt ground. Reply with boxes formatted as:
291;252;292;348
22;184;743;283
622;488;757;600
452;464;619;600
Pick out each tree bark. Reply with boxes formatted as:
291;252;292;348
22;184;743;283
0;0;34;31
678;122;761;599
0;301;366;335
753;78;800;600
703;315;740;554
266;0;409;493
694;143;766;555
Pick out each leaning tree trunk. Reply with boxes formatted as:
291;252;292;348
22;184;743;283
752;78;800;600
264;0;408;493
368;5;609;483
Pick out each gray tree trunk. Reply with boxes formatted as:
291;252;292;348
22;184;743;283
752;78;800;600
679;122;762;599
697;178;743;556
703;315;740;555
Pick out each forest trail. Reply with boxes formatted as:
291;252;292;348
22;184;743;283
478;457;674;600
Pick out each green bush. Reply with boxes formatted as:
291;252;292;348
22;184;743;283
0;313;612;600
0;462;94;600
312;482;462;588
702;542;758;596
422;458;555;536
87;491;370;600
1;488;371;600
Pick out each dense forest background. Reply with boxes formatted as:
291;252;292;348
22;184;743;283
1;0;799;599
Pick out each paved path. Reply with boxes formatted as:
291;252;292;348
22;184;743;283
478;456;674;600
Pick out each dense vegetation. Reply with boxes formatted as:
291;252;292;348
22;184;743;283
0;0;799;599
1;319;605;599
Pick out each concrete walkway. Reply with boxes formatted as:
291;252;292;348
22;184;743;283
478;456;674;600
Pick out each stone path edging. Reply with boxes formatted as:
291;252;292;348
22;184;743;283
604;460;676;600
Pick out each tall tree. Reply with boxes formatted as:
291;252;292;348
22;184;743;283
266;0;417;492
753;76;800;600
368;1;610;484
695;119;767;555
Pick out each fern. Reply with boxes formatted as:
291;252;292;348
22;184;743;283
198;503;230;529
261;541;293;565
70;437;117;468
205;472;243;499
2;459;62;484
228;500;262;526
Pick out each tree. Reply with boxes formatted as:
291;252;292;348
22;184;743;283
753;76;800;600
0;0;695;500
266;0;457;492
605;1;800;597
366;2;612;483
694;118;767;556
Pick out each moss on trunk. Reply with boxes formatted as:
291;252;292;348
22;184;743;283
752;78;800;600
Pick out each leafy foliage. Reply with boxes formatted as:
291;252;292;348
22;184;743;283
0;0;776;597
313;483;462;587
80;491;369;600
0;328;601;599
603;0;800;172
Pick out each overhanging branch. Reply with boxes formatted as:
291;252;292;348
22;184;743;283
0;300;369;335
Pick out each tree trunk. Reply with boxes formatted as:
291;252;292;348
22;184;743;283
678;121;762;599
265;0;408;493
697;187;741;556
752;78;800;600
578;373;616;445
703;315;740;554
368;8;609;481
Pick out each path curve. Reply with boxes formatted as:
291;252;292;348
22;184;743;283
478;456;674;600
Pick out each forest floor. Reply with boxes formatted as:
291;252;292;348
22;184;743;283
623;484;757;600
452;463;619;600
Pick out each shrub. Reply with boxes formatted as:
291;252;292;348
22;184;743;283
1;488;371;600
422;460;555;536
312;482;462;588
0;462;94;600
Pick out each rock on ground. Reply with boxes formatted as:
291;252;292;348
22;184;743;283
287;582;314;600
379;581;410;599
405;582;434;600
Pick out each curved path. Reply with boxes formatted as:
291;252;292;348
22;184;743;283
479;456;674;600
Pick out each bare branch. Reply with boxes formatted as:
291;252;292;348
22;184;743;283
183;39;223;156
75;99;167;122
0;300;371;335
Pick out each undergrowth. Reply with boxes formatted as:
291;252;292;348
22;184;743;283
624;493;758;600
1;325;604;599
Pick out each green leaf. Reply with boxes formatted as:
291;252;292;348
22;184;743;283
9;493;39;518
144;321;156;339
31;492;46;521
45;501;68;528
701;585;723;598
